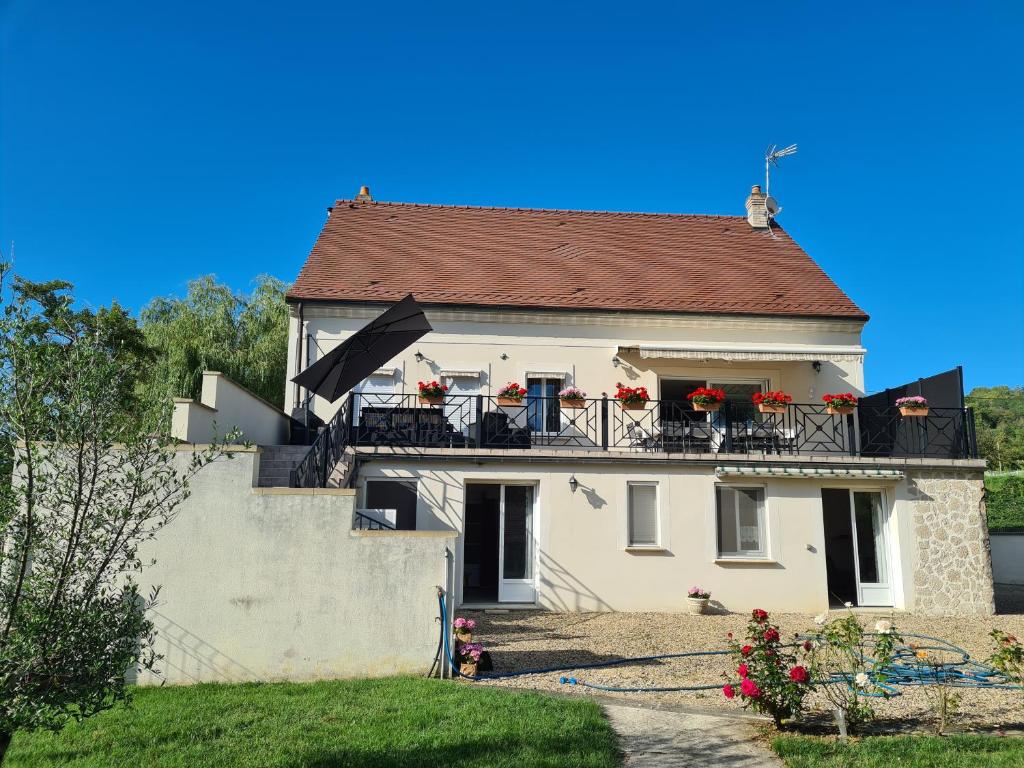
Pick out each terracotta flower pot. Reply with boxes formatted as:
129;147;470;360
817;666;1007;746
900;406;929;417
686;597;710;615
692;402;722;412
419;395;444;405
827;405;855;415
618;400;648;410
459;661;478;678
496;396;525;407
757;404;787;414
560;398;586;409
454;630;473;644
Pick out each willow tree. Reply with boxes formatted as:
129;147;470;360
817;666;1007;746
140;274;290;408
0;267;231;762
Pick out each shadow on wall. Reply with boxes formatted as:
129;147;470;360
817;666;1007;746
138;610;260;684
539;550;614;612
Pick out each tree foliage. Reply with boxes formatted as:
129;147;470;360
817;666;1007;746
967;386;1024;472
139;275;290;409
0;267;231;762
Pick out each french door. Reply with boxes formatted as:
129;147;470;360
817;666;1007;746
498;484;536;603
850;491;892;606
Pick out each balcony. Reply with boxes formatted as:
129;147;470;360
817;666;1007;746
341;393;976;459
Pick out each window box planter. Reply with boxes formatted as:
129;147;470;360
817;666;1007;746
558;387;587;409
826;405;855;415
496;397;525;407
688;387;726;413
753;391;792;415
614;383;650;411
417;381;447;405
419;395;444;406
496;383;527;407
560;398;586;409
686;596;710;615
896;396;929;417
823;393;858;415
619;400;648;410
899;406;929;417
692;402;722;413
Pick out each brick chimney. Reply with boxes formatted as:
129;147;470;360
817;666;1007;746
745;184;769;229
355;185;373;203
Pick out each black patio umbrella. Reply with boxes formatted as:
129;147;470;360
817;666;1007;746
292;294;432;403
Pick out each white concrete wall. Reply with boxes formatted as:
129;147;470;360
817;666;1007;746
991;533;1024;585
286;306;866;420
354;456;989;615
138;449;456;684
172;371;290;445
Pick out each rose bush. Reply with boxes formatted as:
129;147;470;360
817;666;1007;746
722;609;814;728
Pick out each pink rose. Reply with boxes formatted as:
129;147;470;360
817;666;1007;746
789;666;809;683
722;684;736;699
737;663;749;678
764;628;780;643
752;609;768;622
740;645;752;656
740;677;761;698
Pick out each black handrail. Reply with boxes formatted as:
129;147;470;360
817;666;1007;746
290;394;353;488
353;511;397;530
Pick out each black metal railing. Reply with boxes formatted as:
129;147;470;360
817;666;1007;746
353;511;397;530
297;393;977;473
291;395;352;488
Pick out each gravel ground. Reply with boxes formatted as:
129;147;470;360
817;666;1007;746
464;585;1024;732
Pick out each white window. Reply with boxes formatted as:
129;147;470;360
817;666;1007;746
627;482;659;547
716;486;766;557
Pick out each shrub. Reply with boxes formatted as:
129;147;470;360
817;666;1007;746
722;609;814;728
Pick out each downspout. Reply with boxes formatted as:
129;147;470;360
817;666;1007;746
292;301;304;411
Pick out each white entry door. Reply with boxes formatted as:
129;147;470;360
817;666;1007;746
851;490;893;607
498;484;537;603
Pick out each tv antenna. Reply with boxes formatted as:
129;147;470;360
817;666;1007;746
763;143;797;223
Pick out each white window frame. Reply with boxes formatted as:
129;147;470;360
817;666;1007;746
715;484;767;559
626;481;661;548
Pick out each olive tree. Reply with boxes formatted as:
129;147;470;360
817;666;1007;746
0;267;232;761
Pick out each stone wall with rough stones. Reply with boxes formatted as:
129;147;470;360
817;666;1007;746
907;470;994;615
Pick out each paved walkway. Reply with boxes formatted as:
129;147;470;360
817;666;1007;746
603;701;782;767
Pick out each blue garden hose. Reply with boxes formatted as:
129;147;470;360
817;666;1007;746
437;594;1022;694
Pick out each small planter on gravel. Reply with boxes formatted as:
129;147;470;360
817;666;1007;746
686;586;711;615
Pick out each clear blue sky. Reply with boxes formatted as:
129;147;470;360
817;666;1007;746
2;1;1022;393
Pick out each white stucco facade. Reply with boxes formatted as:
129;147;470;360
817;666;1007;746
285;305;867;422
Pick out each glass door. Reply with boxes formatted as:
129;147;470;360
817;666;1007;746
852;491;892;606
498;484;536;603
527;377;562;434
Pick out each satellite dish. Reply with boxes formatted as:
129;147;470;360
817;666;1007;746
765;196;781;216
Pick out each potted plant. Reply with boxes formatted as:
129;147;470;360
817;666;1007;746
686;586;711;615
823;392;858;415
418;380;448;405
496;382;528;407
687;387;726;413
453;616;476;643
614;383;650;410
753;390;792;414
896;395;929;417
558;386;587;409
458;642;484;678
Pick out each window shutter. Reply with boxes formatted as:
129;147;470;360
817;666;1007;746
628;484;658;546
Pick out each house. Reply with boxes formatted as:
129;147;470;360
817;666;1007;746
260;184;993;617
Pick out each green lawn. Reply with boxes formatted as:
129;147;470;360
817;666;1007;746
6;677;621;768
773;734;1024;767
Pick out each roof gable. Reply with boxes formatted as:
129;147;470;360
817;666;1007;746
287;200;868;320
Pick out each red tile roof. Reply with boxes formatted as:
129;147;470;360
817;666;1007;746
287;200;867;320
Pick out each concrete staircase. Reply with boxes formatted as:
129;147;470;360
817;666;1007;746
255;444;356;488
256;445;313;487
